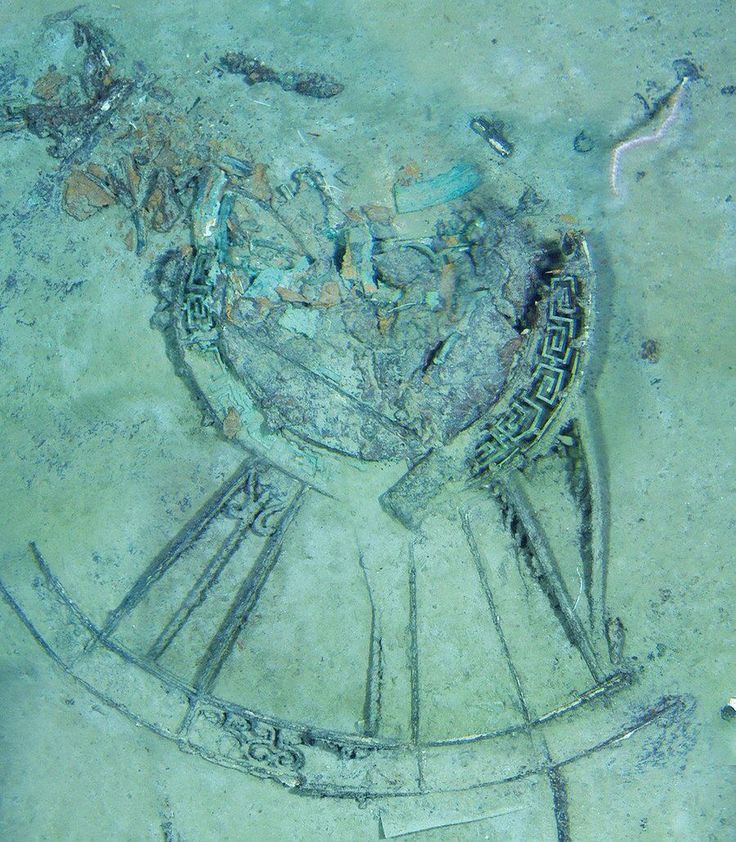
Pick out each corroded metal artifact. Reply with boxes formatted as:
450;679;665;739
0;16;692;836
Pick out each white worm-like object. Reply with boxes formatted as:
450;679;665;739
610;77;689;196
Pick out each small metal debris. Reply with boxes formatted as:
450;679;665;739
469;116;514;157
62;167;116;219
640;338;660;363
219;154;253;177
222;406;242;439
220;52;343;99
672;57;702;83
720;698;736;721
573;130;595;153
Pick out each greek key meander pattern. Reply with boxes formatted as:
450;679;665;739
183;249;218;335
475;272;583;473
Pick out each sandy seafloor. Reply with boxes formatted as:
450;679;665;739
0;1;734;840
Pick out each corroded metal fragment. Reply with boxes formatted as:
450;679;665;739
393;162;482;213
62;167;115;219
221;51;344;99
474;234;595;478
